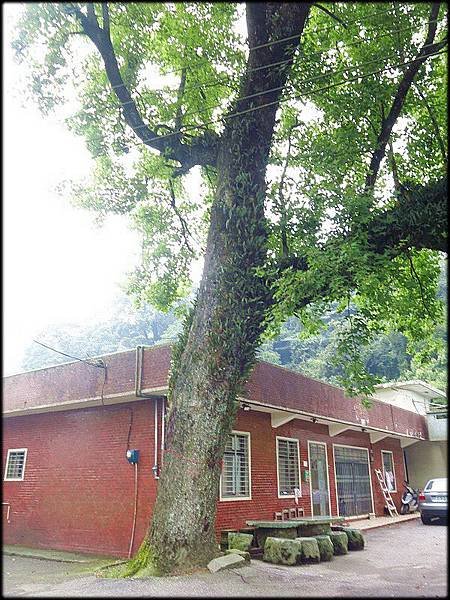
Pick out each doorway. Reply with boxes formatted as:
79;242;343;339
334;445;374;516
309;441;331;516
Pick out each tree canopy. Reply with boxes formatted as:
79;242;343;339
14;2;447;398
12;2;448;575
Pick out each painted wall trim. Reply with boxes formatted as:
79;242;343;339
3;387;168;418
236;396;426;441
271;412;297;428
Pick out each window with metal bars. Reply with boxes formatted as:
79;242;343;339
334;445;373;516
277;437;300;496
4;449;27;481
220;433;250;499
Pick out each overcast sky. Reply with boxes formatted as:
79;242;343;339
3;5;142;374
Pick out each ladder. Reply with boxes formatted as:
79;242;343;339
374;468;398;516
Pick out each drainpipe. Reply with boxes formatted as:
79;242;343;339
134;346;165;479
153;396;159;479
128;462;138;558
160;397;165;467
2;502;11;523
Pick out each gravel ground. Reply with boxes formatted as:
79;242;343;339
2;519;447;597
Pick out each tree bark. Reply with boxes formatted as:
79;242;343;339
127;3;312;576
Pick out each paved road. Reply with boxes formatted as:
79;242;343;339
3;519;447;597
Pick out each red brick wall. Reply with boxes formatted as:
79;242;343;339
4;347;427;442
3;403;406;556
3;345;171;413
3;400;162;558
215;410;406;533
246;361;428;438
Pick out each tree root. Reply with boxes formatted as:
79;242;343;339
100;540;160;578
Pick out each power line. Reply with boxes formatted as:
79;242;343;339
85;44;446;158
110;17;440;126
33;339;108;406
108;15;439;112
144;5;399;80
72;46;446;202
175;39;441;125
84;15;445;155
131;48;447;147
33;339;106;369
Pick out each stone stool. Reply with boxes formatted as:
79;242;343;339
329;531;348;555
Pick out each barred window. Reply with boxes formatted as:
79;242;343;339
277;438;300;496
221;433;250;499
4;449;27;481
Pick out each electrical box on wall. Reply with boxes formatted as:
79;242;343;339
126;449;139;464
302;469;310;483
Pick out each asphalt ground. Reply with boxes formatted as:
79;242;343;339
2;518;447;597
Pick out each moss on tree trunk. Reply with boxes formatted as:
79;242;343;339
114;4;311;577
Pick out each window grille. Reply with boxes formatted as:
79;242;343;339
277;438;300;495
4;449;27;481
334;445;372;516
221;433;250;498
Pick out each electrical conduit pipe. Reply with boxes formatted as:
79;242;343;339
128;462;138;558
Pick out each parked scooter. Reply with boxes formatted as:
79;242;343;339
400;480;419;514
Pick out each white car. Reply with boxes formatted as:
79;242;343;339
418;478;447;524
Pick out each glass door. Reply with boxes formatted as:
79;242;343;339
309;442;330;516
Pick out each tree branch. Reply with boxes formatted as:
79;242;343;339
312;3;348;28
175;68;187;132
366;177;447;255
86;3;99;28
364;2;445;191
70;4;217;170
270;177;447;315
277;121;300;258
387;139;401;193
277;176;447;274
405;248;437;322
101;2;110;36
413;81;447;166
168;179;195;256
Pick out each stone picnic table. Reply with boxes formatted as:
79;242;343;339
246;516;346;549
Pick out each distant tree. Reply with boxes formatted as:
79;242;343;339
21;294;178;371
259;262;447;390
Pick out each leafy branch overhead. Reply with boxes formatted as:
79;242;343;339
13;0;448;577
14;2;448;395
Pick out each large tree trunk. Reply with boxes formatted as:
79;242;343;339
127;3;311;576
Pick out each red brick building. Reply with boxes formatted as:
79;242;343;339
3;345;428;558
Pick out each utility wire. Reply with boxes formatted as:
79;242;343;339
33;339;106;369
109;17;440;121
130;48;447;147
33;339;108;406
170;38;442;125
146;5;399;79
85;8;446;152
84;44;446;157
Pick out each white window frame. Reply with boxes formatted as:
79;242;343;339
276;436;301;499
307;440;332;516
219;431;252;502
381;449;397;493
332;443;375;518
4;448;28;482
